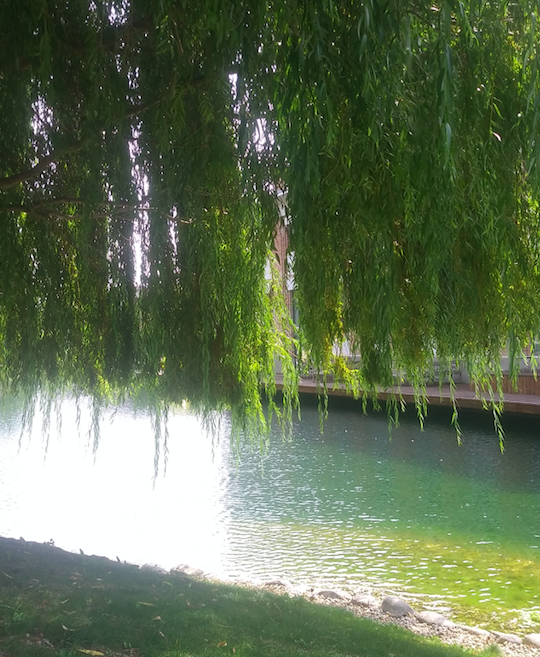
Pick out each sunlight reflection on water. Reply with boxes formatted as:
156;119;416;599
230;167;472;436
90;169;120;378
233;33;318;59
0;398;230;573
1;397;540;618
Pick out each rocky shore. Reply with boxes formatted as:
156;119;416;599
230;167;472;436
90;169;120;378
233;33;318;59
258;584;540;656
1;532;538;657
169;565;540;657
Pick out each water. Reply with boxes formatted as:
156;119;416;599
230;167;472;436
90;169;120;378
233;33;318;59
0;398;228;573
1;395;539;627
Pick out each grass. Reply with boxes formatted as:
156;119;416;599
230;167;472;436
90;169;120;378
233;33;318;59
0;537;502;657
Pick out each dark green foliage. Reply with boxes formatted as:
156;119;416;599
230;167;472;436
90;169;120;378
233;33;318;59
1;1;540;430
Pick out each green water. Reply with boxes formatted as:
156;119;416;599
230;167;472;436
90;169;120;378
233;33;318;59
221;399;540;630
1;395;540;631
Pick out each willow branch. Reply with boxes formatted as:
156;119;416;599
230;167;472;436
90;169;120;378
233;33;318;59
125;100;160;119
0;152;60;190
5;201;194;224
0;139;86;190
27;196;151;208
0;97;159;191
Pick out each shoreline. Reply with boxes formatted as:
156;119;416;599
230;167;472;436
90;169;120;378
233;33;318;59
275;374;540;416
1;535;539;656
185;570;540;656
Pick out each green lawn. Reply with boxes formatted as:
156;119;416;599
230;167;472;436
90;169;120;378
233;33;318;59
0;537;501;657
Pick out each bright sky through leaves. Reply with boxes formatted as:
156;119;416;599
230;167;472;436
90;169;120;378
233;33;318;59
1;1;540;437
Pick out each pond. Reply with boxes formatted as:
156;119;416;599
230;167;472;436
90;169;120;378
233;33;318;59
1;394;539;629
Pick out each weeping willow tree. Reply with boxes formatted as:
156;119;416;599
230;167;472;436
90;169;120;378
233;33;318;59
1;1;540;437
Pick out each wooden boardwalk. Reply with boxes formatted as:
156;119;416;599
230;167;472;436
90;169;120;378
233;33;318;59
275;376;540;416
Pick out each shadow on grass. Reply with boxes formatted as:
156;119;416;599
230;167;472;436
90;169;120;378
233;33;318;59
0;537;498;657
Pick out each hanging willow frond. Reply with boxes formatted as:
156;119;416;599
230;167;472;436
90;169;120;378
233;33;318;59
1;1;540;440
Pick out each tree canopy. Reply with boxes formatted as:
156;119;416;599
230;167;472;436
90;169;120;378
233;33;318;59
1;1;540;433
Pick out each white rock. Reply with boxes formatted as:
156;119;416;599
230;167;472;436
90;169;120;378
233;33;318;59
140;563;167;574
317;589;349;601
351;594;378;608
524;634;540;648
416;611;449;626
491;630;522;644
381;596;414;617
170;564;204;577
454;624;492;638
263;580;289;588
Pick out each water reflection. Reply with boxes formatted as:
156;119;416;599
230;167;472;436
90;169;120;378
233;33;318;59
219;399;540;611
1;395;540;617
0;397;229;572
225;401;540;545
